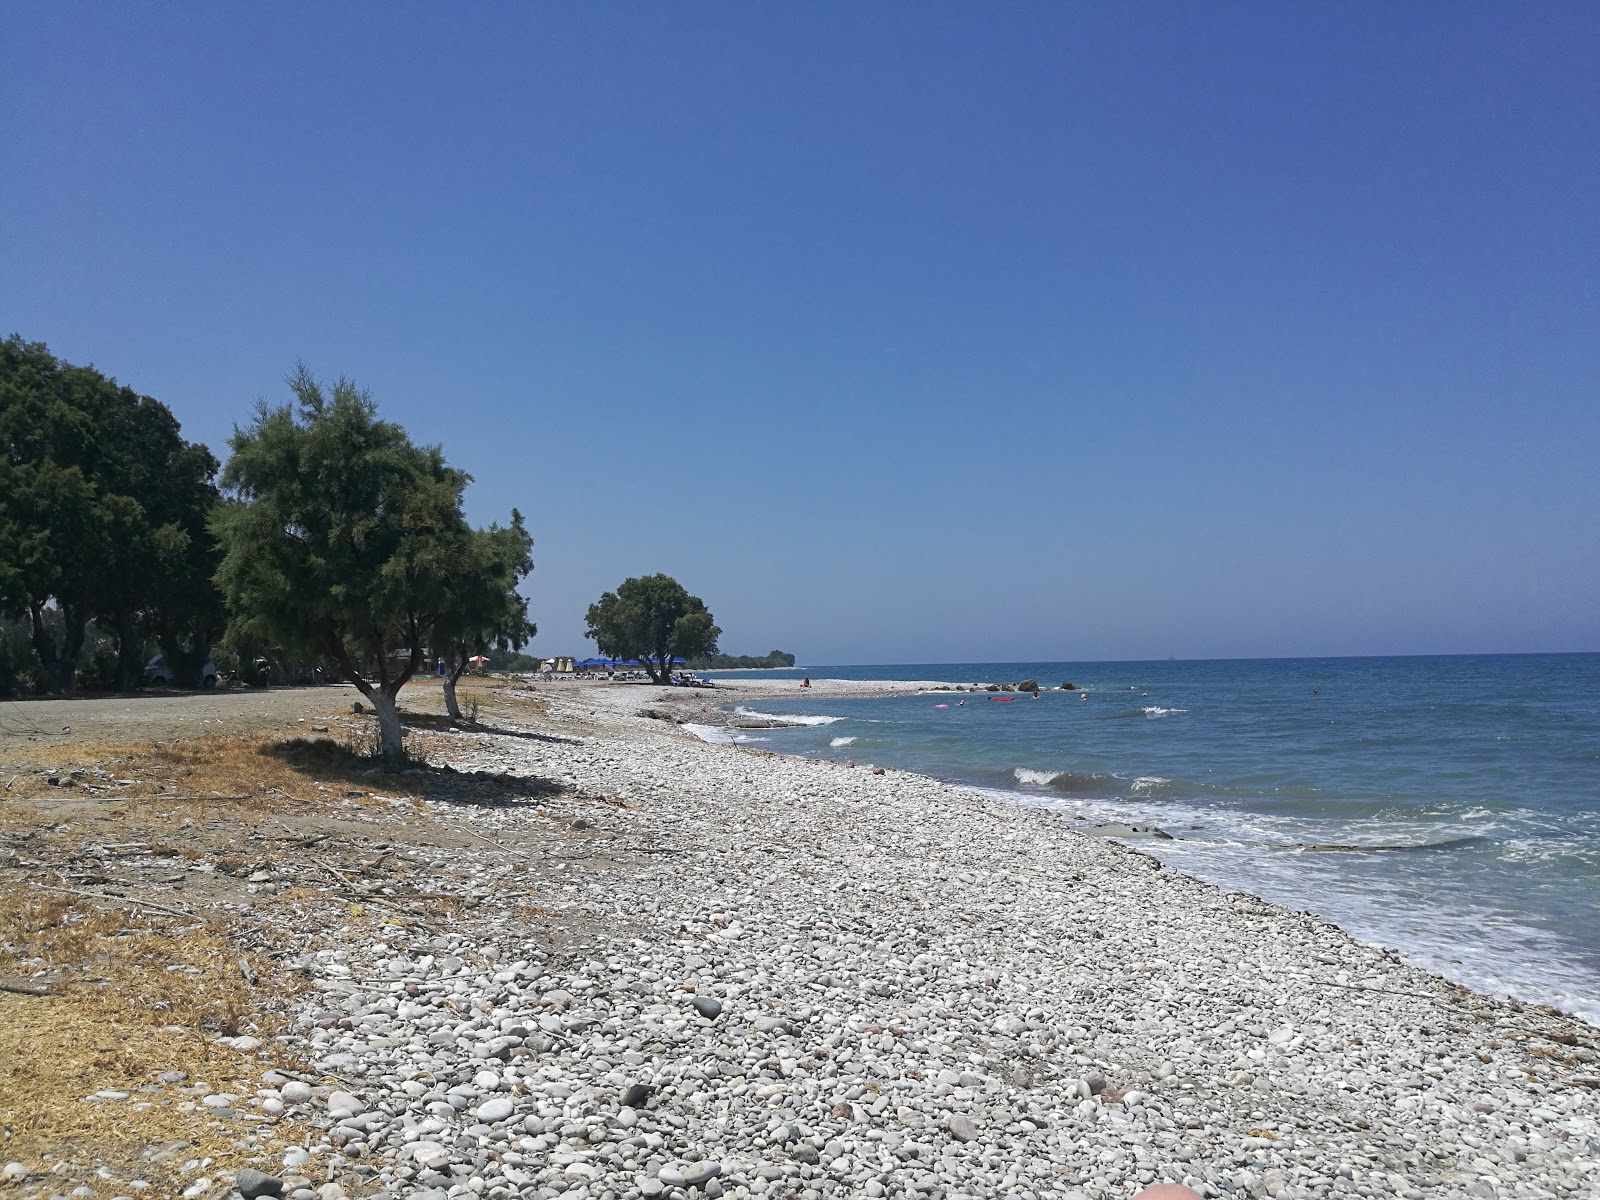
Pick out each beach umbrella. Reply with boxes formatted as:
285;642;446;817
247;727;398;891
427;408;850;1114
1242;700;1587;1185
468;655;489;663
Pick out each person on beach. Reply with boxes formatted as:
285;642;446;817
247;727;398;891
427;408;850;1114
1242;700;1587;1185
800;676;811;689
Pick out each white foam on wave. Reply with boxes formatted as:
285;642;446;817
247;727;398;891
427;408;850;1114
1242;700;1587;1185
1142;706;1186;717
734;706;846;726
830;736;858;747
1132;776;1173;791
1013;768;1061;786
682;723;770;745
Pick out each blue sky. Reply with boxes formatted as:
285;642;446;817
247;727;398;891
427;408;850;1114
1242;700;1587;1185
5;3;1597;664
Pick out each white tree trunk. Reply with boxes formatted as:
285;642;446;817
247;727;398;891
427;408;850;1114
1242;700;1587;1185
370;688;406;763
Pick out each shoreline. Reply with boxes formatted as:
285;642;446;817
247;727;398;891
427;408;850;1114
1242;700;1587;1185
667;678;1600;1026
248;678;1596;1199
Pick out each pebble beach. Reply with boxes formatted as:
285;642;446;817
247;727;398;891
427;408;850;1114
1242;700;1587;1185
48;678;1596;1200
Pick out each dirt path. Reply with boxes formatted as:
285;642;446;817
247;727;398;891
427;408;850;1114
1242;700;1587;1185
0;686;361;757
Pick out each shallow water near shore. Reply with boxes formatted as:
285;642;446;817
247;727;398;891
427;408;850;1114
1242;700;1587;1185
708;654;1600;1022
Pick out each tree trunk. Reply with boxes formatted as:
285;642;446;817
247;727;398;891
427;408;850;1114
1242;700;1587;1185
443;661;464;720
113;610;143;692
31;601;86;694
28;602;57;695
369;687;406;764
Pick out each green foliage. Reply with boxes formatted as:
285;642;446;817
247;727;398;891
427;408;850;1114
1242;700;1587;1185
487;650;542;672
436;514;535;667
585;574;720;685
212;364;528;757
213;365;470;667
435;512;535;716
0;335;222;692
688;649;797;669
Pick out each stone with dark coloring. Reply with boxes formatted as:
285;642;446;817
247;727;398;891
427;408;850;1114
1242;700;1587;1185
622;1082;653;1108
236;1167;286;1198
691;995;724;1020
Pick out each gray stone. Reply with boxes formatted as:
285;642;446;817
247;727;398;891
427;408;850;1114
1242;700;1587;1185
946;1113;977;1143
683;1161;722;1187
235;1168;286;1199
692;995;724;1020
476;1096;514;1122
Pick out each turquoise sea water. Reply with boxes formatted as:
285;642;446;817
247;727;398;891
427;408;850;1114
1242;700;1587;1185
706;655;1600;1022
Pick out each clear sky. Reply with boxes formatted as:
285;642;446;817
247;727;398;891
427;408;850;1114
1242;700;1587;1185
5;3;1597;664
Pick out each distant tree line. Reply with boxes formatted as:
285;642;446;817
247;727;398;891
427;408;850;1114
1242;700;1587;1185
3;335;767;761
686;650;796;670
1;336;223;694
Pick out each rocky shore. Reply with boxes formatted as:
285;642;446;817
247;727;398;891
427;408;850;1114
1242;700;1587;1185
21;679;1596;1200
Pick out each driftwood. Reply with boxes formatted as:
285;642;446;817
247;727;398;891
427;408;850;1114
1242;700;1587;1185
0;980;59;997
24;881;197;920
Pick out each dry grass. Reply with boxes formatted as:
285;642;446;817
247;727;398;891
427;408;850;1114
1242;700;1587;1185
0;684;558;1189
0;886;306;1192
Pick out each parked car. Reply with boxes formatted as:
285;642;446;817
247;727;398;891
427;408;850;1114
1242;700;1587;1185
145;654;218;688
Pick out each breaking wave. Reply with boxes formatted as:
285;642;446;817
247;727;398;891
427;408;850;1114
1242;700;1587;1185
1012;768;1117;793
734;706;846;726
683;723;769;745
830;736;858;747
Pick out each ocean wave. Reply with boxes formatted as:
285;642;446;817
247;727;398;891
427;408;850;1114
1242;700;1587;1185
733;706;845;726
1012;768;1116;793
1143;706;1186;717
1131;776;1175;793
683;723;770;745
830;736;858;747
1013;768;1060;786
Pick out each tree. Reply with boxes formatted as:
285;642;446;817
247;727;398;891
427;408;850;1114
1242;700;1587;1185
585;574;720;685
435;513;535;719
0;335;220;693
212;364;519;761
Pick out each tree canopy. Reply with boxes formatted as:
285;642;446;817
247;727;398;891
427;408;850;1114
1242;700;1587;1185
0;335;221;692
213;364;530;758
434;513;536;718
585;574;720;685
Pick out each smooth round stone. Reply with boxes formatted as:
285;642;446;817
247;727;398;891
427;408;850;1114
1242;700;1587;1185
326;1090;364;1114
280;1082;314;1105
476;1097;515;1122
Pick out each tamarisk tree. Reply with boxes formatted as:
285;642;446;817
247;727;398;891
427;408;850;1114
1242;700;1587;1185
585;574;720;685
213;365;528;761
435;514;535;719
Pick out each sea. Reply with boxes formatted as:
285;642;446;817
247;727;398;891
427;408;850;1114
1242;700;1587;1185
702;655;1600;1024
